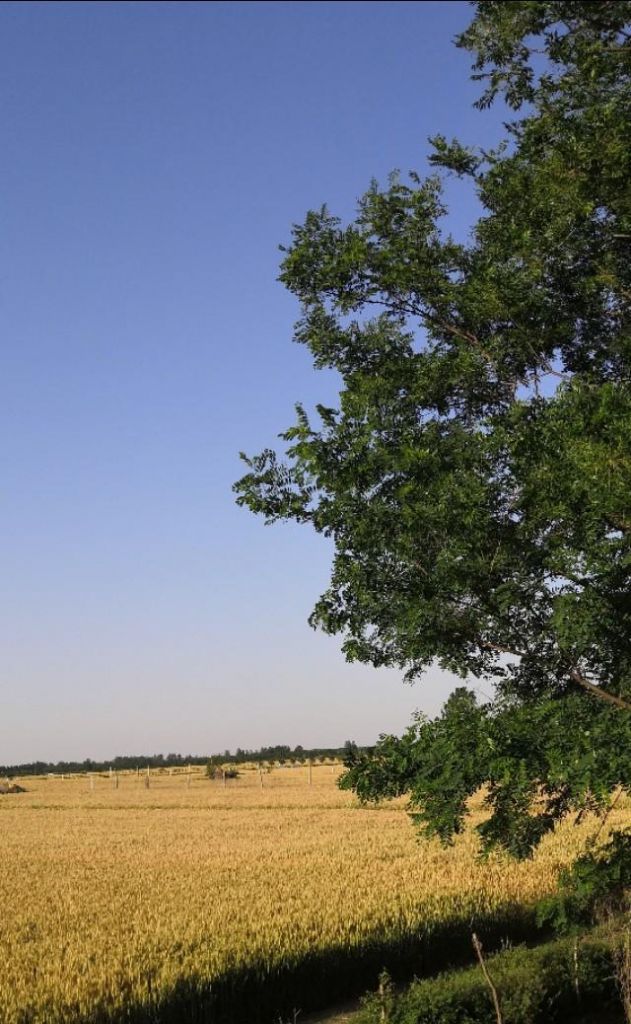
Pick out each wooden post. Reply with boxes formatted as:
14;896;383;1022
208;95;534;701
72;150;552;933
573;936;580;1004
187;765;192;788
114;770;119;789
377;970;393;1024
308;759;313;786
145;765;150;789
258;763;263;788
222;768;227;789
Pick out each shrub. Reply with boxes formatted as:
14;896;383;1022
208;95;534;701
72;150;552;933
357;933;618;1024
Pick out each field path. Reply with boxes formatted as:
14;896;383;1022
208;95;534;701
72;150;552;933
302;1000;359;1024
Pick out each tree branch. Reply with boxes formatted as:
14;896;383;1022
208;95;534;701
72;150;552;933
472;934;504;1024
480;644;631;713
570;668;631;713
606;514;631;534
481;640;527;659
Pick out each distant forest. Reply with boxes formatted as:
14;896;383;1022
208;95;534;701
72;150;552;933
1;742;359;776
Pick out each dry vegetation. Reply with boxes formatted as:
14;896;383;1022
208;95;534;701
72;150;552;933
0;765;628;1024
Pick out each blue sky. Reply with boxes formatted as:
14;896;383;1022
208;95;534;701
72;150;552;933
1;1;506;763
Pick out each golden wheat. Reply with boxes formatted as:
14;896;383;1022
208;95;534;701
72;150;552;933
0;766;626;1023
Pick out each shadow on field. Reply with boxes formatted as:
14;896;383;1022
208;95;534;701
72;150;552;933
99;903;546;1024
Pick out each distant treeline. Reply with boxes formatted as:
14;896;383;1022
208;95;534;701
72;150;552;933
0;742;358;777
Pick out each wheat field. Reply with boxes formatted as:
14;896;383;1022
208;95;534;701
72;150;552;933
0;765;627;1024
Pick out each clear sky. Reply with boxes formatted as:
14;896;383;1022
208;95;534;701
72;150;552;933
1;1;506;764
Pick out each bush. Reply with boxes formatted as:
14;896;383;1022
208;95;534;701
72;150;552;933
205;762;239;781
356;933;619;1024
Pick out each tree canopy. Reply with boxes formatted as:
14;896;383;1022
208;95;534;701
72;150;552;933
235;2;631;858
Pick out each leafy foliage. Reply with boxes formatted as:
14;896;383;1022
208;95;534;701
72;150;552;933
342;689;631;858
357;932;618;1024
538;829;631;932
235;2;631;855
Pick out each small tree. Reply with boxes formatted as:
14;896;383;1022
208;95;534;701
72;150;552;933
205;758;221;780
236;2;631;859
206;758;239;781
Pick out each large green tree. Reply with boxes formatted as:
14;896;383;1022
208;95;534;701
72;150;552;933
235;2;631;859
